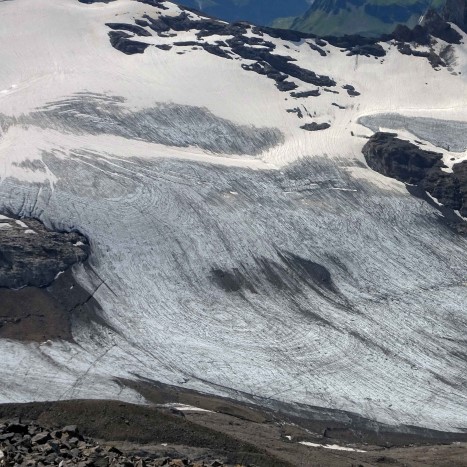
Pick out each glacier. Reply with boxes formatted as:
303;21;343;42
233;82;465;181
0;0;466;434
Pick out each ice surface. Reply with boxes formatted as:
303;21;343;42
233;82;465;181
359;113;467;152
1;154;466;432
8;94;283;156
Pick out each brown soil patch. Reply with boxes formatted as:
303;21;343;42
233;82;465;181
0;264;110;343
1;399;466;467
0;287;73;342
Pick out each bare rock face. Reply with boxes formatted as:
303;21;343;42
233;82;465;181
362;132;444;184
363;132;467;220
108;31;150;55
451;161;467;217
300;122;330;131
422;8;463;44
0;216;89;289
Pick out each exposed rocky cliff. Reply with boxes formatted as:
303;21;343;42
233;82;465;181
0;216;89;289
0;215;96;343
363;132;467;224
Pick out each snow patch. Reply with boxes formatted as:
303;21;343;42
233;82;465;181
161;403;213;413
15;220;28;229
299;441;367;452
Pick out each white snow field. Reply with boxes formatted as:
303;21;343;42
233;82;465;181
0;0;467;433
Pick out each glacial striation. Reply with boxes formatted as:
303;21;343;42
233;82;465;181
359;114;467;153
0;94;283;156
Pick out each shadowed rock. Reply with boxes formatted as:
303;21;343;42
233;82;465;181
301;122;330;131
108;31;150;55
0;217;89;289
363;132;467;219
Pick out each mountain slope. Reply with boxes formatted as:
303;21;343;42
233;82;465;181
294;0;430;36
278;0;445;36
443;0;467;30
171;0;311;26
0;0;467;437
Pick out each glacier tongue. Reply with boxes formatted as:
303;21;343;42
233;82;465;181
1;153;466;432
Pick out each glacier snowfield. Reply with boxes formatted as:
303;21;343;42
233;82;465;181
359;113;467;153
0;0;466;433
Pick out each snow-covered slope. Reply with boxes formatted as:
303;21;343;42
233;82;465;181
0;0;467;433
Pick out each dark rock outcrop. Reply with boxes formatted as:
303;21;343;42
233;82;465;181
396;42;446;68
136;0;168;9
422;9;463;44
106;23;152;37
363;132;467;220
101;0;463;72
301;122;331;131
325;35;389;57
276;80;299;92
0;264;109;343
114;10;337;88
0;216;89;289
291;89;320;98
0;421;241;467
343;84;360;96
309;41;327;56
78;0;115;3
392;24;430;45
287;107;304;118
108;31;150;55
362;132;444;184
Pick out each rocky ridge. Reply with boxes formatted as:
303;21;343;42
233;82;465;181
95;0;463;138
103;1;461;65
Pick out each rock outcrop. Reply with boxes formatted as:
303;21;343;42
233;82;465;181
0;216;89;289
0;421;239;467
363;132;467;219
362;132;445;183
